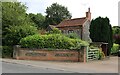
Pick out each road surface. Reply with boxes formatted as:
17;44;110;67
2;61;73;73
1;56;118;73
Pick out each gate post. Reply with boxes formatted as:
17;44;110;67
13;45;20;59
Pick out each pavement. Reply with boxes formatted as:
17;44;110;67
1;56;119;73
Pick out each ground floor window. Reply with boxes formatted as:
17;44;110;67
68;30;74;34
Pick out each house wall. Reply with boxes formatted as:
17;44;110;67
58;26;82;39
82;20;91;41
57;20;91;42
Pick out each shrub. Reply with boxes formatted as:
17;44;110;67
48;28;62;34
65;33;80;39
98;48;105;60
4;25;38;46
20;34;89;49
111;43;120;55
1;46;13;58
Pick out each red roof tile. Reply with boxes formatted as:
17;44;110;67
56;17;87;27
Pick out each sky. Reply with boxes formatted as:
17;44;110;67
18;0;120;26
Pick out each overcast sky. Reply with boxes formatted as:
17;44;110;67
18;0;119;26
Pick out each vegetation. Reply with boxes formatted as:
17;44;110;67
2;2;38;57
89;45;98;49
45;3;72;26
98;48;105;60
20;34;89;49
111;43;120;55
112;26;120;45
1;46;13;58
4;25;38;46
47;28;62;34
65;33;80;39
28;13;46;29
89;17;113;56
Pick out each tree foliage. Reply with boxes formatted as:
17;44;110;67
2;2;34;35
89;17;113;55
2;2;38;46
28;13;46;29
4;25;38;46
2;2;38;57
45;3;72;26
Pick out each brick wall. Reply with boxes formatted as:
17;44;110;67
13;46;87;62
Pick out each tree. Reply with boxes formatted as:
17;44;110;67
89;17;113;55
112;26;120;44
2;2;38;57
2;2;37;46
28;13;46;29
4;25;38;46
45;3;72;26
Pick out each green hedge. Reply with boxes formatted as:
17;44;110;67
1;46;13;58
65;33;80;39
111;43;120;55
20;34;89;49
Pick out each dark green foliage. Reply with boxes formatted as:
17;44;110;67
89;17;113;56
2;46;13;58
28;13;46;29
2;2;34;36
20;34;88;49
65;33;80;39
4;25;38;46
45;3;72;25
2;2;38;57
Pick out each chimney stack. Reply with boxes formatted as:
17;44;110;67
86;8;91;21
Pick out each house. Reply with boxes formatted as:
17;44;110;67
56;8;91;41
46;25;57;32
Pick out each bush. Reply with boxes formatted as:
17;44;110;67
111;43;120;55
48;28;62;34
4;25;38;46
20;34;89;49
98;48;105;60
1;46;13;58
65;33;80;39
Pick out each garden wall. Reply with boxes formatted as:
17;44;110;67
13;46;87;62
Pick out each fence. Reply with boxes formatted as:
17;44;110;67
87;48;99;61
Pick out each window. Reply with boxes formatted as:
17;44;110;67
68;30;74;33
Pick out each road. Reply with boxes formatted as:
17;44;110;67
1;56;118;73
2;61;73;73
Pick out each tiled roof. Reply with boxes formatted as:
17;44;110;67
56;17;87;27
46;25;56;31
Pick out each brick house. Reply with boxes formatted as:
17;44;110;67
56;8;91;41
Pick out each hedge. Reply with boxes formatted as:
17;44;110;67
111;43;120;55
20;34;89;49
1;46;13;58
